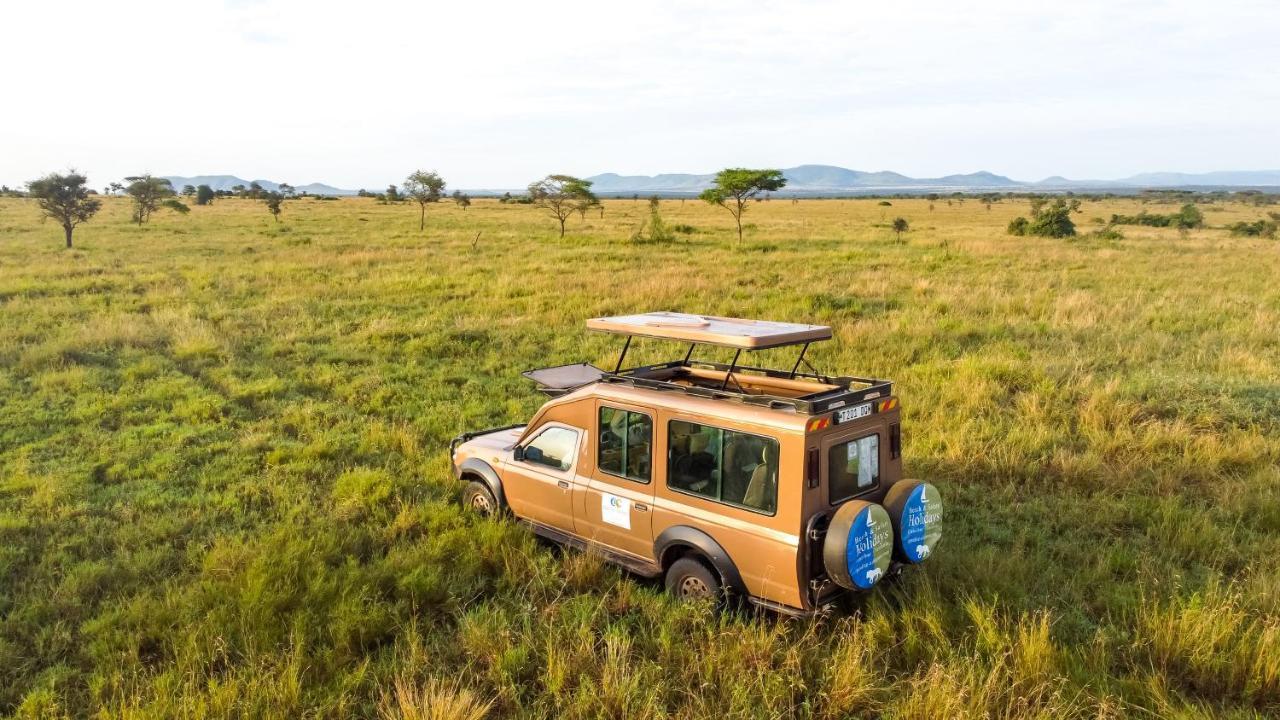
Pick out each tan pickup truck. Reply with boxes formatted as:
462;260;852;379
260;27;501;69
450;312;942;615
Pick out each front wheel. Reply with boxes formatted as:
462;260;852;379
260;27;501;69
462;480;499;517
665;557;723;604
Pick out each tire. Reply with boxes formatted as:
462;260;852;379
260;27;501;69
822;500;894;590
882;480;943;564
462;480;500;517
665;557;723;604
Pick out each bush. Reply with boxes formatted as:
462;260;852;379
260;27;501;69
161;198;190;215
648;209;674;242
1226;219;1278;238
878;200;892;206
1110;204;1204;229
1026;199;1076;237
1008;199;1077;238
1091;227;1125;241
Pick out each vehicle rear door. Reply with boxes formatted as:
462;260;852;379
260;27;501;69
575;401;657;560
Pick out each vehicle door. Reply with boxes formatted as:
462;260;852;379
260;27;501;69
575;401;657;560
502;422;581;532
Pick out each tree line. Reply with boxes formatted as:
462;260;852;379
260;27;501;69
32;166;1264;248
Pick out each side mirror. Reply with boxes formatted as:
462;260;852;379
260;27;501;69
513;445;525;462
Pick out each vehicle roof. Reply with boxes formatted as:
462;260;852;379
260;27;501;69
587;312;832;350
561;380;813;433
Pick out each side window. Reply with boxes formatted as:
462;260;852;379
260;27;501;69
829;434;880;504
522;426;579;471
598;406;652;483
668;420;778;515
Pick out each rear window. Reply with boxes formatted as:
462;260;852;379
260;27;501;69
829;433;879;503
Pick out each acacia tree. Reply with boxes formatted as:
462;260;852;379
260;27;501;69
27;171;102;248
262;191;285;222
195;184;215;205
892;217;909;241
124;175;175;224
451;189;471;210
404;170;446;230
699;168;787;242
528;175;597;237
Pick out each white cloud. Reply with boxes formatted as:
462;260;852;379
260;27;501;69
1;0;1277;189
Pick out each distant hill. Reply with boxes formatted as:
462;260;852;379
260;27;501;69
1115;170;1280;187
157;168;1280;200
583;165;1280;195
587;165;1026;195
162;175;357;196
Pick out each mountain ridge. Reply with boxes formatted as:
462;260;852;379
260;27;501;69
583;165;1280;194
162;175;358;196
161;167;1280;198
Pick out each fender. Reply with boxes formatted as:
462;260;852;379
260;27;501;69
654;525;747;597
457;458;506;508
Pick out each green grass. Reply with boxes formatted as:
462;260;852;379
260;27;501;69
1;194;1278;718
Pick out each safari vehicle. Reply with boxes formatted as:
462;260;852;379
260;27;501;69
450;312;942;615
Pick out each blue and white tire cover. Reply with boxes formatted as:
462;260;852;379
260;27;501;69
822;500;894;590
884;480;943;564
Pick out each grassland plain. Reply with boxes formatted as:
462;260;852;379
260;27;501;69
0;193;1278;719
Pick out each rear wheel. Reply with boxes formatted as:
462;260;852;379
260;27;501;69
665;557;722;604
462;480;499;517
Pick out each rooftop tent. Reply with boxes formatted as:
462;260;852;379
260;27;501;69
586;312;831;350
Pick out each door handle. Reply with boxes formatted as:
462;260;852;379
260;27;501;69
634;503;649;512
557;480;570;489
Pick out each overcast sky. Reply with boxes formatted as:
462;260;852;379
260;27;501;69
2;0;1277;189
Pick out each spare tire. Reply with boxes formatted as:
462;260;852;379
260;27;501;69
822;500;894;590
883;480;943;563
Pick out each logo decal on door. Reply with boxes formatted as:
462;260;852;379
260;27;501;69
602;493;631;530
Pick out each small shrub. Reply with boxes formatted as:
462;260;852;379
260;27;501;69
672;224;696;234
1226;218;1278;238
630;208;676;244
878;200;892;206
1007;217;1029;236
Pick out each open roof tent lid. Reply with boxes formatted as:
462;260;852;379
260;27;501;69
587;312;832;350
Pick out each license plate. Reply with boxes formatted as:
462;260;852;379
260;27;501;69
835;403;872;424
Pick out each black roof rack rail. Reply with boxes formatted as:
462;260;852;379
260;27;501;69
598;360;892;415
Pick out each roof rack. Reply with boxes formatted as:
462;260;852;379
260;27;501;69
522;312;892;415
600;359;892;415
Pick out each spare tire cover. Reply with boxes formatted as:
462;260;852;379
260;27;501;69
884;480;943;563
822;500;893;590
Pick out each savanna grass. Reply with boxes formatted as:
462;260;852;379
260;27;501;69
1;193;1278;718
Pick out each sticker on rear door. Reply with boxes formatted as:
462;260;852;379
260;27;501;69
602;493;631;530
